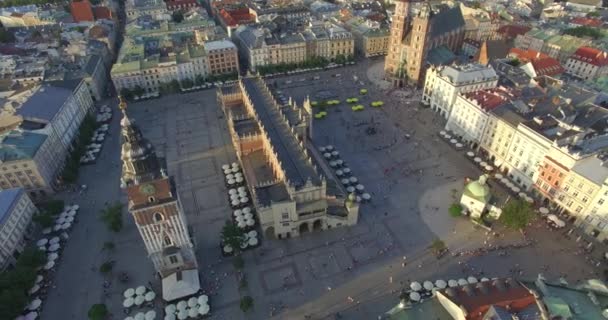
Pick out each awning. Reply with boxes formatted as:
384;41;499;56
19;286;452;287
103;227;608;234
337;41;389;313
162;269;201;302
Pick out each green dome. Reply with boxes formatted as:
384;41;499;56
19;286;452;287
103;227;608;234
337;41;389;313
464;180;490;202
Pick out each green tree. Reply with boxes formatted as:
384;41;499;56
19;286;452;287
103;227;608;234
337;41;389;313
88;304;108;320
16;247;45;268
102;241;115;251
221;220;245;254
33;213;54;228
239;296;254;312
564;26;603;39
587;11;600;17
132;85;145;97
120;88;134;100
100;203;123;232
99;261;114;274
499;199;534;229
430;238;446;255
448;203;463;217
180;78;194;89
239;276;248;289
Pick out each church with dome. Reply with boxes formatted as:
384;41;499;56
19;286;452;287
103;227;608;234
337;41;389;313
460;174;502;219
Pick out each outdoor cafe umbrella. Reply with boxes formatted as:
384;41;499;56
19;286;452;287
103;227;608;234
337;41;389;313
226;174;234;181
343;168;351;174
232;162;239;169
43;261;55;270
336;160;344;166
50;236;60;244
230;194;239;201
240;197;249;204
222;164;230;170
126;317;135;320
481;277;490;282
229;189;237;195
42;228;52;235
362;193;371;201
56;217;66;224
145;291;156;301
235;172;243;178
236;216;245;223
233;209;242;217
410;282;422;291
164;315;176;320
518;192;527;198
466;151;475;157
47;253;58;261
423;281;434;290
237;221;247;228
409;292;421;302
123;288;134;298
511;186;521;193
165;304;176;314
231;167;239;173
223;245;233;254
539;207;549;214
494;173;503;179
525;196;534;203
467;276;478;284
242;207;251;214
246;218;255;227
336;170;343;176
198;304;210;315
134;295;145;306
236;177;244;184
440;130;446;135
448;280;458;287
61;222;71;230
500;178;509;184
48;243;60;252
244;213;253;220
485;165;493;171
435;280;447;289
24;312;37;320
231;200;240;207
67;210;76;217
326;145;334;151
66;216;74;223
198;295;209;304
28;298;42;310
35;275;43;284
480;162;487;167
349;177;358;184
145;310;156;320
455;143;463;148
346;186;355;193
135;286;147;295
329;161;337;167
474;157;481;163
331;151;339;158
356;184;365;192
341;179;350;186
188;308;198;318
238;190;247;197
188;297;198;307
458;279;468;286
248;237;258;246
71;204;80;211
36;239;48;246
177;301;187;310
324;153;331;159
123;297;134;308
223;169;231;175
29;284;40;295
38;246;45;252
134;313;145;320
53;224;61;232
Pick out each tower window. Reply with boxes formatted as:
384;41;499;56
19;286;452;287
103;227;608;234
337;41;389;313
148;196;155;203
164;236;173;246
153;212;164;222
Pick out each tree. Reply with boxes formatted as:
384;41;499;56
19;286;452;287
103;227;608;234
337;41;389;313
132;85;145;97
180;78;194;89
99;261;114;274
587;11;600;17
448;203;463;217
120;88;134;101
88;304;108;320
221;220;245;254
100;203;123;232
16;247;45;268
239;296;254;312
430;238;446;255
102;241;115;251
33;213;54;228
499;199;534;230
470;0;481;8
564;26;603;39
172;10;184;23
41;200;64;216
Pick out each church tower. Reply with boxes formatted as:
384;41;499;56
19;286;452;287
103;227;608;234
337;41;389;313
118;97;200;300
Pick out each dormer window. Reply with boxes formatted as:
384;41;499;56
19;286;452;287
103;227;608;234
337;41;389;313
153;212;164;222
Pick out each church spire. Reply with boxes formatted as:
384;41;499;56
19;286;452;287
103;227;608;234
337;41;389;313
119;97;162;188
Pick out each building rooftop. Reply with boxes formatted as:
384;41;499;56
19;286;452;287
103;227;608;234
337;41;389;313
462;88;512;111
204;39;236;51
0;130;47;162
15;82;78;122
0;188;24;226
426;45;456;66
430;5;465;38
570;46;608;67
571;154;608;185
438;63;498;85
241;77;320;188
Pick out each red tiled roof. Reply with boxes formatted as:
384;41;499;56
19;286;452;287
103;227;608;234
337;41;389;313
463;88;512;111
219;7;255;27
70;0;94;22
570;46;608;67
497;24;531;39
571;17;603;27
93;6;112;20
166;0;200;9
531;57;564;76
439;279;537;320
508;47;549;61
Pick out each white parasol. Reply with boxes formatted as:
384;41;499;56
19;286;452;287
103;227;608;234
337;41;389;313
122;288;135;298
450;139;457;144
198;295;208;304
35;275;43;284
481;277;490;282
539;207;549;214
56;217;66;224
410;282;422;291
66;216;74;223
232;162;239;169
222;164;230;170
165;304;176;314
343;168;351;174
246;218;255;226
448;280;458;287
71;204;80;211
467;151;475;157
47;253;58;261
244;213;253;220
240;197;249;204
467;276;478;284
145;310;156;320
248;237;258;246
248;230;258;238
228;189;237;195
423;281;434;290
134;313;145;320
187;297;198;307
48;243;60;252
237;221;247;229
242;207;251;214
336;170;343;176
349;177;358;184
223;244;233;253
494;173;503;179
230;194;239;202
24;312;37;320
188;308;198;318
28;298;42;310
362;193;371;201
43;261;55;270
474;157;481;163
435;280;447;289
455;143;463;148
409;291;421;301
29;284;40;295
177;301;187;310
135;286;147;295
134;295;145;306
49;237;60;245
60;222;71;230
36;239;48;246
145;291;156;301
198;304;210;315
53;224;61;231
42;228;52;235
177;310;188;320
346;186;355;193
458;279;468;286
123;297;134;308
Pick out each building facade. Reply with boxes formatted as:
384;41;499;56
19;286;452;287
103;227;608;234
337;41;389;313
565;46;608;81
0;188;37;270
218;77;359;239
119;97;199;300
422;63;498;118
204;40;239;76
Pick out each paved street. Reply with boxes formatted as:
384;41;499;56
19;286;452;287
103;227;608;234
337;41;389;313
39;60;600;320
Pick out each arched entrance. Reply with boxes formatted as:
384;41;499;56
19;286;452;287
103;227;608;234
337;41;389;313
265;227;275;239
312;220;323;231
299;223;309;234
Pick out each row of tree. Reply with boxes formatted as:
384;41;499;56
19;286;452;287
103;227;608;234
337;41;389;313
119;72;239;100
257;54;354;75
0;247;46;318
61;114;97;183
564;26;604;40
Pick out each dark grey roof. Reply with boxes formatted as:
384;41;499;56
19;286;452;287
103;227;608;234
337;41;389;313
236;27;265;49
241;77;320;188
426;45;457;65
483;40;511;61
17;83;75;122
431;6;465;38
0;188;23;226
84;55;101;76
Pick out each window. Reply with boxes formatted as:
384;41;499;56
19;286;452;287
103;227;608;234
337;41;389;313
153;212;164;222
148;196;155;203
163;236;172;246
169;255;178;264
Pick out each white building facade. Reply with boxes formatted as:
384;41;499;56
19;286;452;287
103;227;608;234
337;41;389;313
0;188;37;270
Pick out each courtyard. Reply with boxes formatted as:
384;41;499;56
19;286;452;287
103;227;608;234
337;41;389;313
40;60;601;320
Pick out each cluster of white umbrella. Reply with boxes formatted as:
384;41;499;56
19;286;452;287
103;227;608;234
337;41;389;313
123;286;156;309
14;311;38;320
495;176;534;203
408;277;491;302
228;185;249;209
124;310;156;320
233;207;255;229
547;214;566;228
81;125;109;163
164;295;210;320
223;163;244;188
223;230;259;254
96;105;112;123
